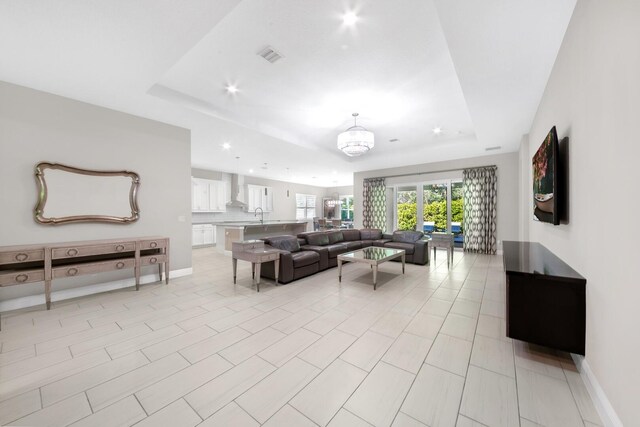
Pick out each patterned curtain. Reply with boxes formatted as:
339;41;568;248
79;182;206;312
362;178;386;231
463;167;497;254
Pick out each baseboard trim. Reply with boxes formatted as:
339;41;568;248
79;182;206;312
0;267;193;313
571;354;623;427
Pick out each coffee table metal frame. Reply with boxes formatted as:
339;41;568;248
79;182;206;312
337;247;406;290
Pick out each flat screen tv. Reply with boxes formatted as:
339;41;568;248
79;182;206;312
533;126;560;225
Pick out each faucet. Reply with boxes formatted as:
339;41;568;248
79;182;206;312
254;207;264;224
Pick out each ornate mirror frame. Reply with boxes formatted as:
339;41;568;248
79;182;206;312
34;162;140;225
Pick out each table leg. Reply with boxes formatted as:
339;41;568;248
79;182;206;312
402;253;406;274
255;263;261;292
433;247;437;263
232;257;238;284
252;263;255;280
373;265;378;290
338;259;342;283
158;263;162;282
45;280;51;309
447;248;450;269
274;259;279;285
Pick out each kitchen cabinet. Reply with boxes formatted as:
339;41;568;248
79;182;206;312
246;184;273;212
192;224;215;247
192;178;226;212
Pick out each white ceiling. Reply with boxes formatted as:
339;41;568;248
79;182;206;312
0;0;576;187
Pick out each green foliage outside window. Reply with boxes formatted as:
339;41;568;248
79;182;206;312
396;198;464;232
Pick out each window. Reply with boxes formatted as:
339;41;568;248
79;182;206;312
296;193;316;219
340;195;354;221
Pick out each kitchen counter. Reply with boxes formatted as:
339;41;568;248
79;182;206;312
214;221;309;253
193;220;307;226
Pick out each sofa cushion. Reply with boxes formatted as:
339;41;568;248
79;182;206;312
360;229;383;240
384;241;415;255
344;241;362;251
327;231;344;244
392;230;424;243
341;229;361;241
326;243;349;258
373;239;392;247
306;232;330;246
264;235;300;252
292;251;320;268
359;240;375;248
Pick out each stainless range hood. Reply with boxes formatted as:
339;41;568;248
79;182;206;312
226;173;248;208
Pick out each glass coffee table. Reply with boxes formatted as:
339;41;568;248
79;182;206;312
337;247;406;290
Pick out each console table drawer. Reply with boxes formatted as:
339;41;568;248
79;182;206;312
140;239;168;250
140;254;167;266
0;249;45;264
0;269;45;286
52;243;136;259
52;258;135;278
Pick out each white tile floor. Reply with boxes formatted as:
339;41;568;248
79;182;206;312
0;247;602;427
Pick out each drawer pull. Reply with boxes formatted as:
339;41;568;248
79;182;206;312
67;268;78;276
16;274;29;282
149;257;158;264
15;253;29;261
150;242;158;248
116;262;125;269
115;245;125;252
67;248;78;256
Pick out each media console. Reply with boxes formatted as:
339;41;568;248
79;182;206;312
503;241;586;355
0;236;169;327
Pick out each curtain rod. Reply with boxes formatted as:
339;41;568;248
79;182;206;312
368;165;497;180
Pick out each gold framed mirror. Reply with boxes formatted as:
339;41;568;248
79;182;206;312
34;162;140;225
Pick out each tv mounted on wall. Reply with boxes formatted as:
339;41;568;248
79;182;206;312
533;126;560;225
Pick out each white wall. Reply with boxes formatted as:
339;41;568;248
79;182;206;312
0;81;192;303
353;152;520;245
523;1;640;424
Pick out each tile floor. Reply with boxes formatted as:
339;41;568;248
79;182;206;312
0;247;602;427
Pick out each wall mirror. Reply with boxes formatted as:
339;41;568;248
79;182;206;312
34;162;140;225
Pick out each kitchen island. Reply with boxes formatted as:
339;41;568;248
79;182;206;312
210;221;309;253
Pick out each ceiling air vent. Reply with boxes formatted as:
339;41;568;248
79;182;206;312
485;146;502;151
257;46;284;63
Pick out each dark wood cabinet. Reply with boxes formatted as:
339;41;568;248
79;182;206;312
503;241;586;355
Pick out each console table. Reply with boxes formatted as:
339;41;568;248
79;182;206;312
503;241;586;355
0;236;169;324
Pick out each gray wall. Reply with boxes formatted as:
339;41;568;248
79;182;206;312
0;81;192;302
522;1;640;423
353;152;520;246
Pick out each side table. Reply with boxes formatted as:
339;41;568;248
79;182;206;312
430;232;454;268
232;240;280;292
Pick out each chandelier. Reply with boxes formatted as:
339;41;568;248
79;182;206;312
337;113;375;156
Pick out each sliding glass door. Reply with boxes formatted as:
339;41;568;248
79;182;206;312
394;179;464;246
396;186;417;231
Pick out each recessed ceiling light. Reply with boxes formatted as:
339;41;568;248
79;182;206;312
226;85;238;94
389;138;399;142
485;146;502;151
221;142;231;150
249;169;254;173
343;12;358;26
432;127;442;135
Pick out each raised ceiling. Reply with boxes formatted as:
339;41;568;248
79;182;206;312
0;0;576;187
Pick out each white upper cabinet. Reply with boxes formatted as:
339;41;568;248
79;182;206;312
192;178;226;212
246;184;273;212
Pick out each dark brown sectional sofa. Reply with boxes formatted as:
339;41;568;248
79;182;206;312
259;229;429;284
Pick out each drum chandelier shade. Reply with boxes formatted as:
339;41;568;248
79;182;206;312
337;113;374;157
